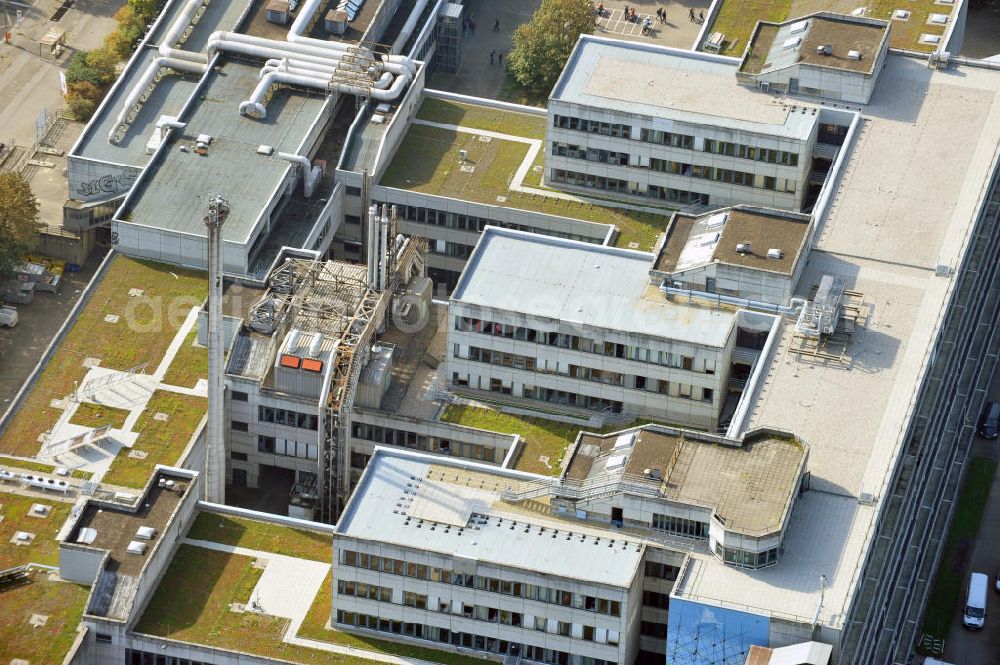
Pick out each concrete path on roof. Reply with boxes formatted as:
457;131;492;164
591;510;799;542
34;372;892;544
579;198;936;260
412;119;681;218
183;538;447;665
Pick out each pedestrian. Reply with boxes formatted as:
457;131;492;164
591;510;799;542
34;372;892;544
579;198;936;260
624;5;629;20
494;18;500;31
470;20;476;33
698;9;704;22
490;52;494;66
661;7;667;22
498;52;503;66
688;7;695;22
655;8;661;21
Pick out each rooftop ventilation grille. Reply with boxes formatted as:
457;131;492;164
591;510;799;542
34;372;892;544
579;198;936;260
782;36;802;50
789;20;808;34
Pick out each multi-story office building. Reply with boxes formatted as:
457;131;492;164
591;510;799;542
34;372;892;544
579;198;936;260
546;36;820;211
332;426;806;665
447;227;785;430
736;13;891;104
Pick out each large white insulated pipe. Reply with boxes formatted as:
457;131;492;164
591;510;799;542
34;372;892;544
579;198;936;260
394;0;431;54
109;57;207;142
263;58;392;88
209;31;348;61
241;70;330;117
278;152;322;197
209;38;344;71
159;0;209;62
285;0;415;70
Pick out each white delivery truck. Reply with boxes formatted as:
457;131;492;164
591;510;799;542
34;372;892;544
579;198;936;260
962;571;989;629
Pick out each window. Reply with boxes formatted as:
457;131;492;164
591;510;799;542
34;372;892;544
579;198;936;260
96;633;113;644
231;451;248;462
231;420;249;432
258;435;275;453
231;390;248;402
346;214;361;225
346;186;362;196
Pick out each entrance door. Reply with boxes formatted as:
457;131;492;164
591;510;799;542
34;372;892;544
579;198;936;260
611;507;623;527
789;78;800;94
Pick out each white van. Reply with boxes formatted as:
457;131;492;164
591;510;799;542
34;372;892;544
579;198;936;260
963;571;989;629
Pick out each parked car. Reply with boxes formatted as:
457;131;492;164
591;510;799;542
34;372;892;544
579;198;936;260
0;306;17;328
978;401;1000;439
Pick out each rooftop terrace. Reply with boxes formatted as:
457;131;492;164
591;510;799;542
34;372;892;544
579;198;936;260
452;227;736;347
739;14;889;76
380;98;674;250
0;574;90;665
675;54;1000;627
654;207;811;276
566;427;806;536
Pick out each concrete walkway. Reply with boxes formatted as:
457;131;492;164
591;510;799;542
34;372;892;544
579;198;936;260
37;306;206;476
413;119;678;218
182;538;448;665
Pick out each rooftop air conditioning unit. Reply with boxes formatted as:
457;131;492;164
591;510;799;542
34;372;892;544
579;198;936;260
459;149;468;161
736;243;752;255
256;144;275;155
847;50;862;60
816;44;832;56
767;248;783;259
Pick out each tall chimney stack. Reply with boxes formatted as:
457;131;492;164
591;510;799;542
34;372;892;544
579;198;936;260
204;194;229;504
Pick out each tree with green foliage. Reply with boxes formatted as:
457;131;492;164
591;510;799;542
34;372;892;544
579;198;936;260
0;174;40;281
108;5;146;59
506;0;595;95
128;0;161;23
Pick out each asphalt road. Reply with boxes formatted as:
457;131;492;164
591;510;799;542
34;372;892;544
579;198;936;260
940;370;1000;665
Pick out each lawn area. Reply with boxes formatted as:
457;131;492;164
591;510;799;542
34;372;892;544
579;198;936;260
0;490;74;568
102;390;206;489
0;455;92;480
497;74;550;109
69;402;130;430
0;575;89;665
707;0;792;57
297;571;488;665
441;404;586;475
0;255;206;457
136;546;447;665
163;327;208;388
416;97;546;139
918;456;998;650
187;512;331;562
380;124;671;250
869;0;948;52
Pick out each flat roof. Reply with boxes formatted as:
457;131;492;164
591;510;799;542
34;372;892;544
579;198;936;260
740;13;889;76
567;427;806;536
72;0;255;167
552;36;818;139
121;59;327;244
338;449;646;587
452;227;737;347
654;207;810;276
676;55;1000;627
72;472;192;619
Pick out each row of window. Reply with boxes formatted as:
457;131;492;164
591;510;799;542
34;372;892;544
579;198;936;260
702;139;799;166
553;114;631;139
551;169;714;206
339;550;623;616
386;202;604;244
454;317;716;373
351;421;499;463
257;435;316;459
714;542;780;569
550;144;796;194
460;346;714;403
643;560;680;581
336;611;619;665
340;583;614;643
651;513;709;539
126;651;211;665
550;115;800;167
454;374;628;415
642;590;670;610
258;405;319;430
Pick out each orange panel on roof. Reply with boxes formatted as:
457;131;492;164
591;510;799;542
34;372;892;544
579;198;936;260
280;354;301;368
301;358;324;372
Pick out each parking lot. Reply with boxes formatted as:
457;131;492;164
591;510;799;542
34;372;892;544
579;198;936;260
0;251;105;409
594;0;709;48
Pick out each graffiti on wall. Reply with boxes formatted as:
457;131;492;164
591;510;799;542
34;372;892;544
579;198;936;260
75;171;137;198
